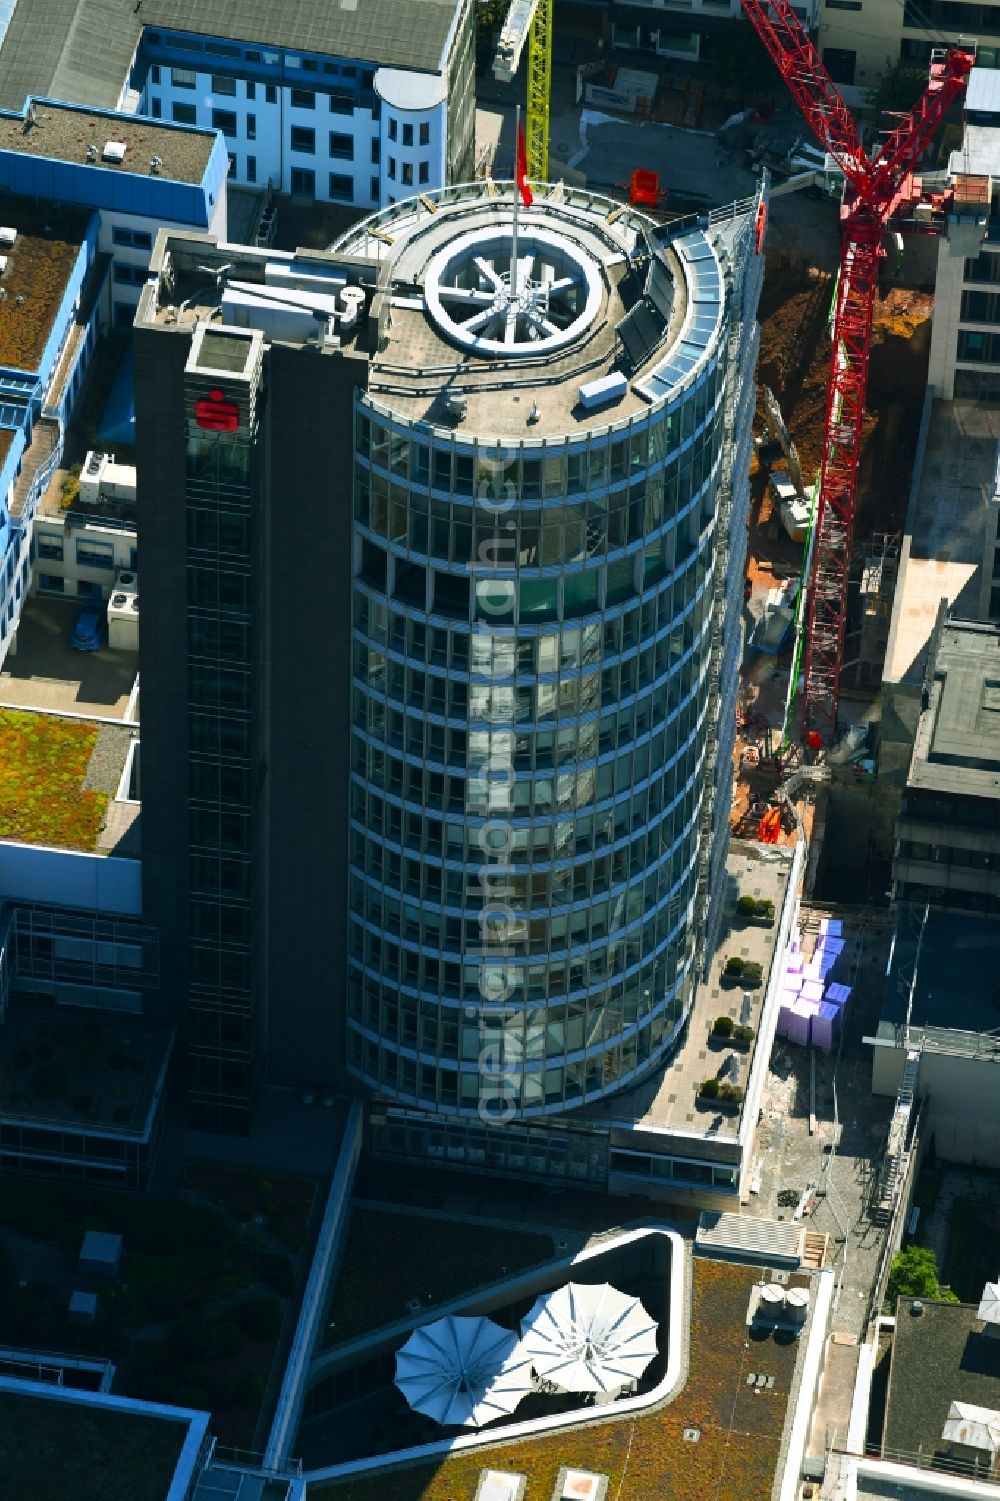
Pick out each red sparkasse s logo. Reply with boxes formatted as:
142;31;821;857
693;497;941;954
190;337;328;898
195;388;239;431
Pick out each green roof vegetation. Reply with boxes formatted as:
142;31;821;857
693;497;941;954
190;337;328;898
0;1389;188;1501
326;1208;556;1347
0;196;89;373
0;709;108;850
317;1256;805;1501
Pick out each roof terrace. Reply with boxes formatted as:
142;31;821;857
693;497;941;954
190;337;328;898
884;1297;1000;1473
0;191;89;372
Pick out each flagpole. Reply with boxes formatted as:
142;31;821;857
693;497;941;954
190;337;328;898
510;104;521;301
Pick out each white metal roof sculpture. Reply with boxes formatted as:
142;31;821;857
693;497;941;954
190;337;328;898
977;1281;1000;1328
394;1315;533;1428
942;1401;1000;1455
519;1282;658;1395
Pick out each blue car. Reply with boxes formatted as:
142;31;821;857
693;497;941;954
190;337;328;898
70;607;102;652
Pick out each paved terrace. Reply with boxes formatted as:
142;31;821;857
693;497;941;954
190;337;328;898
312;1254;816;1501
0;99;216;183
597;842;793;1135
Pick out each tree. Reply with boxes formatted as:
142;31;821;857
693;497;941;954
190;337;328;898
886;1245;959;1305
868;61;929;124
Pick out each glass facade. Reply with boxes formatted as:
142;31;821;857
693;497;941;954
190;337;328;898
347;340;732;1117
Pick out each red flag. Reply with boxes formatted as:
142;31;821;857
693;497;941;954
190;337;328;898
516;122;533;207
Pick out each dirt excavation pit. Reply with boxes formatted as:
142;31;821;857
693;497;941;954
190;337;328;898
756;249;933;537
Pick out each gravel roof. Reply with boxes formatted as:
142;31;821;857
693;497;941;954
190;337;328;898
0;100;216;184
884;1298;1000;1464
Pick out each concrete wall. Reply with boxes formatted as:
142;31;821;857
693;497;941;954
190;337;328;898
873;1042;1000;1168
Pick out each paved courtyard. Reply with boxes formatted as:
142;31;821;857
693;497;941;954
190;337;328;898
1;595;137;719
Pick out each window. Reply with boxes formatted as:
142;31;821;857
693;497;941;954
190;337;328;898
371;138;380;164
172;67;196;89
290;87;315;108
77;539;114;569
246;49;262;62
419;121;430;145
173;101;196;124
151;98;162;118
245;80;255;99
265;83;277;103
329;172;352;200
211;74;237;96
76;578;101;599
302;57;318;72
247;113;256;139
246;154;257;182
329;131;352;158
151;64;161;83
112;227;152;249
328;92;354;114
419;160;429;184
36;533;63;560
401;162;413;185
228;153;238;177
402;123;413;146
114;301;134;328
38;574;64;593
113;262;149;286
825;0;862;9
388;118;397;141
206;41;239;57
290;167;316;196
290;125;315;152
388;156;396;180
371;175;379;199
212;109;237;136
821;46;856;84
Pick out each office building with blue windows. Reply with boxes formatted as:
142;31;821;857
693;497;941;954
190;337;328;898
129;179;766;1170
0;0;474;209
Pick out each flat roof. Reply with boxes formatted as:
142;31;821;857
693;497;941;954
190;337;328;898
908;619;1000;799
0;191;89;372
0;0;460;111
879;906;1000;1039
884;399;999;687
884;1298;1000;1467
0;707;132;853
311;1255;814;1501
0;1385;194;1501
0;1001;171;1134
0;99;216;185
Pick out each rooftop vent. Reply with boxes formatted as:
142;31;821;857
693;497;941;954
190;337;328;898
0;258;7;278
978;1281;1000;1335
86;144;98;162
103;141;127;164
0;227;16;248
149;155;162;175
911;1300;925;1316
444;392;467;420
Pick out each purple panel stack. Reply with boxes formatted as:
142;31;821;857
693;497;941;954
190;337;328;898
801;978;825;1004
826;982;851;1006
787;997;820;1046
811;1000;841;1051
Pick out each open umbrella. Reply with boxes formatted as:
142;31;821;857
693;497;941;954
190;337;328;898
395;1315;533;1428
520;1282;658;1395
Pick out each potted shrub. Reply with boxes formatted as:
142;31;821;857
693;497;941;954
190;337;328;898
712;1015;734;1038
754;898;775;923
736;894;757;918
733;1023;755;1046
719;1083;745;1106
723;956;744;980
742;961;763;986
699;1076;720;1100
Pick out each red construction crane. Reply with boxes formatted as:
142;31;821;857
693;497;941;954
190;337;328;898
740;0;974;745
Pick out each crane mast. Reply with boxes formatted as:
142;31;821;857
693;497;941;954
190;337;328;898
740;0;973;743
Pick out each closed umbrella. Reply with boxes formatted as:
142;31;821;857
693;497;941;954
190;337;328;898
395;1315;533;1428
520;1282;658;1395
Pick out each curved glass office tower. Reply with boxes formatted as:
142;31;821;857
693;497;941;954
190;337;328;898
338;183;761;1120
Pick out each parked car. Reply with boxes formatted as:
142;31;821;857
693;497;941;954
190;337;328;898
70;607;102;652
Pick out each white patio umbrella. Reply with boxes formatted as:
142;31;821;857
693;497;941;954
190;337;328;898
520;1282;658;1395
395;1315;533;1428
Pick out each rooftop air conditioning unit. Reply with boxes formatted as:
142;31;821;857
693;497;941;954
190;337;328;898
80;451;110;506
0;227;15;248
107;588;139;651
103;141;127;164
444;392;467;420
115;570;137;595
